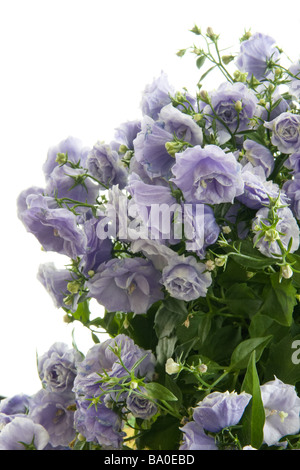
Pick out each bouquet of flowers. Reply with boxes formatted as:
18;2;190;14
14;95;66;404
2;25;300;451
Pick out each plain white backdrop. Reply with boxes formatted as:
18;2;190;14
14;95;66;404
1;0;300;397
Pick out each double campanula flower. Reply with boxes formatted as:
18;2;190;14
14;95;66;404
161;255;212;301
183;203;220;258
18;193;87;259
237;163;282;210
28;389;76;448
171;145;244;205
288;59;300;100
134;103;202;179
284;152;300;174
235;32;280;80
130;239;177;270
242;140;274;178
37;262;79;311
86;258;163;314
73;334;155;447
0;416;49;450
252;206;300;258
192;391;251;433
180;390;251;450
111;119;142;152
45;165;100;206
42;136;90;181
282;176;300;220
260;377;300;447
0;394;32;416
79;215;113;275
126;172;179;242
37;342;82;394
140;71;174;120
126;387;158;420
264;112;300;154
86;142;128;189
202;82;258;144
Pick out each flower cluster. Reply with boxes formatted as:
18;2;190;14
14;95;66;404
3;26;300;451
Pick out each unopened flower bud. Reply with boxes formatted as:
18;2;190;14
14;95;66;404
281;265;293;279
67;280;81;294
55;152;68;165
88;270;95;277
193;113;202;122
130;381;139;389
235;100;243;113
222;55;235;65
165;358;181;375
198;89;210;103
215;257;226;267
264;228;280;242
222;225;232;234
198;363;208;373
119;144;128;154
205;260;215;271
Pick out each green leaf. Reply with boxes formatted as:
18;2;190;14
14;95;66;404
71;300;90;324
154;298;187;339
263;333;300;385
156;336;177;366
196;55;206;69
144;382;178;402
224;283;262;317
240;351;265;449
259;273;297;326
229;336;273;371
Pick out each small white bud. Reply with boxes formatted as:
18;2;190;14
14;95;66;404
165;358;180;375
281;265;293;279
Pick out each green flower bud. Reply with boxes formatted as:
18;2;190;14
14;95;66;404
222;54;235;65
67;280;81;294
280;264;293;279
234;100;243;113
264;228;280;242
55;152;68;165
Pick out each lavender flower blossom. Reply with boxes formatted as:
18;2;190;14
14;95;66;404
252;206;300;257
260;377;300;446
202;82;258;144
37;342;82;393
193;390;251;433
29;389;76;448
86;142;128;189
0;416;50;450
180;421;217;450
158;103;203;146
282;176;300;220
130;239;177;270
0;394;32;416
45;165;100;205
288;59;300;99
284;152;300;174
235;32;280;80
242;140;274;178
171;145;244;204
112;120;142;152
264;112;300;154
126;388;158;420
133;115;177;179
161;255;212;301
18;194;87;259
37;263;78;311
42;136;90;180
86;257;163;314
183;203;220;258
141;71;174;120
237;163;281;210
74;398;125;448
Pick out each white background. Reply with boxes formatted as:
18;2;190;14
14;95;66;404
1;0;300;397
